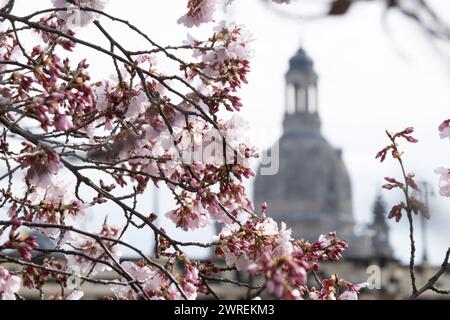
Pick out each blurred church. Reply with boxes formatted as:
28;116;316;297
254;47;393;260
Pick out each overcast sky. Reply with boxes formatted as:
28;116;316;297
4;0;450;265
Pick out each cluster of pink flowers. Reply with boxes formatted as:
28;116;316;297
111;261;166;300
215;216;350;299
310;276;368;300
65;224;121;275
3;43;95;133
166;195;210;232
180;262;202;300
5;181;89;239
248;252;307;299
93;62;160;127
110;260;201;300
18;145;63;188
182;24;252;114
39;56;95;132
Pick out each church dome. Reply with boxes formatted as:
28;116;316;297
254;117;352;216
289;48;315;74
254;113;354;241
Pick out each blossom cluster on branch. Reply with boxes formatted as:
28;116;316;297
0;0;361;300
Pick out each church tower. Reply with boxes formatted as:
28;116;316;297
371;195;394;259
254;47;370;257
285;47;319;115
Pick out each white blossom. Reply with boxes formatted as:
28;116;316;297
0;268;21;300
52;0;109;28
435;167;450;197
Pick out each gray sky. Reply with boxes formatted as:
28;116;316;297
4;0;450;265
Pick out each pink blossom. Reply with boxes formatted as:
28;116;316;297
166;202;210;232
66;224;121;275
26;182;89;237
435;167;450;197
19;148;63;188
339;282;368;300
255;217;278;236
181;263;200;300
189;23;253;90
151;141;166;158
178;0;219;27
0;267;21;300
179;119;207;149
54;113;74;132
439;119;450;140
257;252;307;299
273;222;294;258
266;271;285;298
317;234;332;248
11;234;39;261
314;232;348;261
111;261;165;300
0;44;20;74
218;217;299;278
94;83;110;112
260;202;268;213
67;200;90;220
212;22;254;61
222;246;253;271
125;261;153;281
52;0;109;28
125;91;148;119
207;199;238;224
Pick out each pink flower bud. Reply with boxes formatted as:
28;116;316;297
404;127;414;134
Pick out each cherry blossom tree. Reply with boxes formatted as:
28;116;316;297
0;0;362;300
